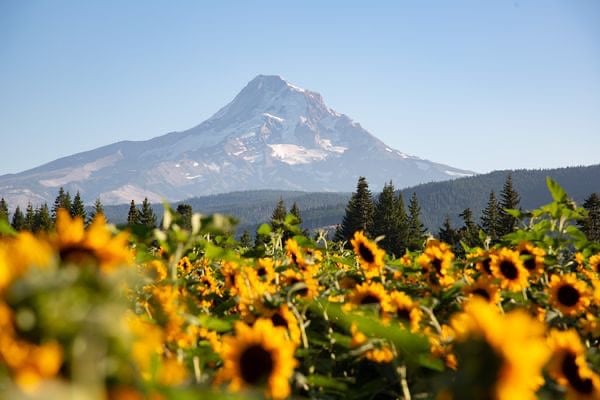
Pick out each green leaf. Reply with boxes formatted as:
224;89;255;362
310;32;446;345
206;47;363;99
0;219;16;236
307;374;349;391
546;177;567;202
256;223;271;236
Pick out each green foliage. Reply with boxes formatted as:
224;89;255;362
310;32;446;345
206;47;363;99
52;187;72;221
70;191;86;219
127;200;140;226
372;181;407;256
11;206;25;231
139;198;157;228
89;198;105;224
338;177;374;242
480;190;500;242
33;203;52;232
406;192;426;250
0;198;9;224
579;192;600;242
175;203;193;231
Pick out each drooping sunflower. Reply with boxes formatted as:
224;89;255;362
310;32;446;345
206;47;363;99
51;209;132;272
417;239;455;288
346;281;392;314
263;305;302;345
217;319;297;399
547;329;600;399
387;291;422;332
285;238;306;269
548;274;591;317
464;276;501;305
517;242;546;277
449;299;550;400
350;231;385;279
489;248;529;292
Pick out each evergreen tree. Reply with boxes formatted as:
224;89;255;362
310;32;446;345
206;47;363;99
0;198;8;224
372;181;404;256
139;198;157;228
70;191;86;219
480;190;501;242
89;198;105;223
24;202;35;231
290;202;302;226
11;206;25;230
394;192;409;255
580;193;600;242
52;187;72;221
438;215;459;248
270;198;287;232
498;173;521;237
176;204;193;230
458;208;479;248
337;177;374;242
127;200;140;226
406;192;426;250
239;230;253;248
33;203;52;232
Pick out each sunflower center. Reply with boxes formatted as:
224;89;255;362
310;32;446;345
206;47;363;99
291;253;298;265
472;288;491;301
396;308;410;321
257;267;267;277
557;285;580;307
59;245;98;266
360;294;380;305
520;250;536;271
431;258;442;274
239;344;274;385
499;261;518;280
481;258;492;275
561;353;594;394
271;313;288;328
358;243;375;263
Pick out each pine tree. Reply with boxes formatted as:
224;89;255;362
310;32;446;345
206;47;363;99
52;187;72;221
127;200;140;226
406;192;426;250
270;198;287;232
458;208;479;248
24;202;35;231
11;206;25;230
89;198;105;223
337;177;374;242
139;198;157;228
290;202;302;226
176;204;193;230
0;198;8;224
70;191;86;219
580;193;600;242
438;215;459;248
372;181;404;256
498;174;521;237
34;203;52;232
480;190;501;242
239;230;253;248
395;192;409;255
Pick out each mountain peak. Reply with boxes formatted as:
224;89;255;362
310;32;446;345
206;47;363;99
246;74;306;94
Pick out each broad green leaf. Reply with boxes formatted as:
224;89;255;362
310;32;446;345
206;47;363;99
546;177;567;202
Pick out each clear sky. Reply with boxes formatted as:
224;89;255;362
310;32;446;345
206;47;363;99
1;0;599;175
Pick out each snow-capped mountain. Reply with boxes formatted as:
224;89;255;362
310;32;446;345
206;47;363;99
0;75;474;206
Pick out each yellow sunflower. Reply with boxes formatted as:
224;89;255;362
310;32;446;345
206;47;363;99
350;231;385;279
548;329;600;399
279;268;320;300
449;299;550;400
549;274;591;317
285;238;306;269
264;305;302;345
417;239;455;288
387;291;422;332
517;242;546;277
217;319;297;399
468;248;494;276
589;253;600;275
255;258;277;283
464;276;501;305
489;248;529;292
346;281;392;314
52;209;132;272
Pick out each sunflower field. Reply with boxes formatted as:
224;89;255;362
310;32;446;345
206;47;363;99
1;178;600;400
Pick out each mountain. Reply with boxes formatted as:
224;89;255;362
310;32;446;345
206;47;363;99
0;75;473;207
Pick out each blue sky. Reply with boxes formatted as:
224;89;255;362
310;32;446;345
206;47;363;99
1;0;599;175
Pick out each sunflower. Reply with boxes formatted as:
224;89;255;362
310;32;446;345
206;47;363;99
517;242;546;277
285;239;306;269
255;258;277;283
548;274;591;317
51;209;132;272
217;319;297;399
350;231;385;279
263;305;302;345
449;299;550;400
417;240;455;288
387;291;422;332
489;248;529;292
589;253;600;275
346;282;392;314
468;248;494;276
464;276;501;305
548;329;600;399
279;268;320;300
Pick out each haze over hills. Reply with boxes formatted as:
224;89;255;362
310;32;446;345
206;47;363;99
0;75;473;208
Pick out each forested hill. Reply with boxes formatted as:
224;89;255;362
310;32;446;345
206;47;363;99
403;164;600;230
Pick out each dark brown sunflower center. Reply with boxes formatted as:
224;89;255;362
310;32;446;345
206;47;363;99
358;243;375;263
557;285;580;307
499;261;518;280
472;288;491;301
291;253;298;265
431;258;442;274
561;353;594;394
239;344;274;385
520;250;536;271
396;308;410;321
481;258;492;275
360;294;380;305
271;313;288;328
59;245;98;266
257;267;267;277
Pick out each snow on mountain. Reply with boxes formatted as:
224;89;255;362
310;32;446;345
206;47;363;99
0;75;475;207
